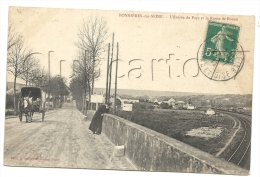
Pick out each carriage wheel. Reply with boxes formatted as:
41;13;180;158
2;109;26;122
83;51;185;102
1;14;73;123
29;113;32;123
18;101;22;122
25;114;28;123
42;111;45;121
19;112;22;122
30;112;33;122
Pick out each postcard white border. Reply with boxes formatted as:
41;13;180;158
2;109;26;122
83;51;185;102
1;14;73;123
0;1;259;177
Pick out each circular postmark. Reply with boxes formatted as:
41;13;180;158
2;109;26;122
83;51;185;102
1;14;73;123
197;34;245;81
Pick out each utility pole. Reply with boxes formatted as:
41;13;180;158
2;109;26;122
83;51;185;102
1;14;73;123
113;42;119;114
48;51;54;83
83;50;87;112
60;60;66;77
48;51;54;109
70;60;79;78
60;59;66;104
105;43;110;104
108;33;114;104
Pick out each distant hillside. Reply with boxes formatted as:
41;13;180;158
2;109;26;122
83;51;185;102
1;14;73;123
93;88;206;98
93;88;252;107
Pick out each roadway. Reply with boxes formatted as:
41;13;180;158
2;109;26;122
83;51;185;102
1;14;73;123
3;102;136;170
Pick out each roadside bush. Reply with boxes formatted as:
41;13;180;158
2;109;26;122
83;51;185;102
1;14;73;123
5;93;21;109
5;110;14;116
148;105;154;109
160;102;170;109
133;102;145;110
6;94;14;109
133;102;154;110
115;109;133;121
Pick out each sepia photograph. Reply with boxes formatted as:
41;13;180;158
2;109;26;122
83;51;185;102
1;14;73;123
0;1;259;177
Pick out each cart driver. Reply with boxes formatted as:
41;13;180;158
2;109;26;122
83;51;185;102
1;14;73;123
24;91;33;105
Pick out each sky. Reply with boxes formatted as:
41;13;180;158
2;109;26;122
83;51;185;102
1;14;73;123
1;1;259;177
4;4;256;95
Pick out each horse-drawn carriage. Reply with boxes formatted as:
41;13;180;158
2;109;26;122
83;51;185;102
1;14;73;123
18;87;45;123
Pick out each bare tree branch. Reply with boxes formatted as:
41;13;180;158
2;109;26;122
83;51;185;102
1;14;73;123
73;16;108;110
7;24;41;114
7;21;22;51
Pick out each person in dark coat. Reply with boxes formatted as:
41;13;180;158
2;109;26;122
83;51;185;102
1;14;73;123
89;104;109;135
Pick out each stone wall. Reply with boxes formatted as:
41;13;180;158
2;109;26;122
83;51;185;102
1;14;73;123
86;110;249;175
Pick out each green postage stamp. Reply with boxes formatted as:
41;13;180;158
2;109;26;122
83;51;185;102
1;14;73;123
203;21;240;64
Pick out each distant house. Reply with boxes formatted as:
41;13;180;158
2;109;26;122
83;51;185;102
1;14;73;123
121;98;139;104
153;99;159;106
6;88;16;95
122;104;133;111
175;101;185;109
176;101;185;105
187;104;195;110
6;82;26;94
167;98;176;107
90;94;105;110
206;108;215;115
116;95;139;111
109;94;121;107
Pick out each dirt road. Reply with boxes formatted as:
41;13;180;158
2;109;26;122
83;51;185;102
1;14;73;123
4;103;135;171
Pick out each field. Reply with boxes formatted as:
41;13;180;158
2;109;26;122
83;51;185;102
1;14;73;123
113;108;238;156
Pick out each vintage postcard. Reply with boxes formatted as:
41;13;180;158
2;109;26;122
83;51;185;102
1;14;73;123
2;5;255;176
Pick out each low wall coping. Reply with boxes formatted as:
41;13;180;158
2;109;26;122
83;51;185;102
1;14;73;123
89;110;249;175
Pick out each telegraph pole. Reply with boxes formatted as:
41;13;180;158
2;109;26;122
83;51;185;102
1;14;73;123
48;51;54;82
59;60;65;104
83;50;87;112
108;33;114;104
105;43;110;104
113;42;119;114
48;51;54;109
72;60;79;77
60;60;65;77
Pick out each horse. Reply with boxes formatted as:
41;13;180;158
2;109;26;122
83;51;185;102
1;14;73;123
23;97;35;123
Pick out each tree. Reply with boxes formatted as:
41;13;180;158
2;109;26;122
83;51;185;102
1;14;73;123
18;57;40;86
71;50;99;111
75;16;108;109
7;25;40;114
139;95;149;102
24;67;49;104
48;76;69;108
69;75;85;111
160;102;170;109
7;21;21;51
31;67;48;88
200;100;208;107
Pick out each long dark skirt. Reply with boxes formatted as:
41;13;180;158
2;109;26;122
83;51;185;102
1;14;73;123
89;112;103;134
